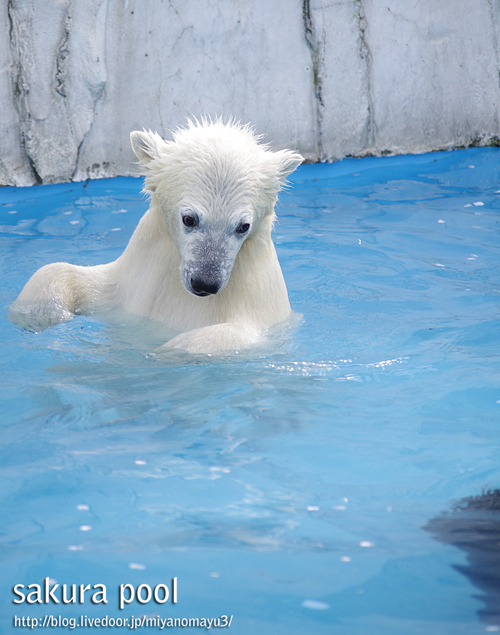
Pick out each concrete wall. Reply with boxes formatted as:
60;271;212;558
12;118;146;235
1;0;499;186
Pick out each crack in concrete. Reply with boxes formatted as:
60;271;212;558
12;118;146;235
72;104;96;182
486;0;500;135
7;0;41;184
55;9;71;99
386;6;424;36
57;2;80;179
356;0;375;151
302;0;324;160
71;0;109;181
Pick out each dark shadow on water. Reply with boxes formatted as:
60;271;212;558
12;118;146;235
425;490;500;625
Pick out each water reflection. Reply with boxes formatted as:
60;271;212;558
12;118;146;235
425;490;500;625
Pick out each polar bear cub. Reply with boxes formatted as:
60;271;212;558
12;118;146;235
10;120;303;354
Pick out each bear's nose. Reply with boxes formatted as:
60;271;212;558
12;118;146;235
190;278;220;296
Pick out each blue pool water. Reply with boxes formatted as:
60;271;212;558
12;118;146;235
1;148;499;634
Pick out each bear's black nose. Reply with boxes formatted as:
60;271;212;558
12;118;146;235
190;278;220;296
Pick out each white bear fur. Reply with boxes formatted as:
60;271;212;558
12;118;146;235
10;120;303;354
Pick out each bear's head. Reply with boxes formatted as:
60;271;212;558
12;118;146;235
130;119;303;298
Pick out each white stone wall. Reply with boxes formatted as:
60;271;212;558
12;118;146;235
1;0;499;186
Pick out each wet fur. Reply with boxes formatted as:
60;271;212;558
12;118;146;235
10;120;303;354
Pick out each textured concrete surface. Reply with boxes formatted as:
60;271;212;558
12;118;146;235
2;0;500;185
363;0;500;155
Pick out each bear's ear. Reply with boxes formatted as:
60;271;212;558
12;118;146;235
130;130;168;164
274;149;304;181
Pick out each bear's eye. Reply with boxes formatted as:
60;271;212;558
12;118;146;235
236;222;250;235
182;214;198;228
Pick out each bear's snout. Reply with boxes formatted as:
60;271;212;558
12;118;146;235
190;277;221;297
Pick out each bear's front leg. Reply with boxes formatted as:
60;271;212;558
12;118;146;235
162;323;261;354
10;262;110;331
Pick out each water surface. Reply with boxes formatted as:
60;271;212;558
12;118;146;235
1;148;499;634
